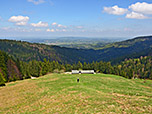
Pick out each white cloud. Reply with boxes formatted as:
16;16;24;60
47;28;55;32
129;2;152;14
51;22;67;28
15;22;27;26
57;24;67;28
126;12;148;19
8;16;29;22
103;3;152;19
8;16;29;26
28;0;45;5
57;24;62;27
31;21;48;27
103;5;128;15
52;22;57;25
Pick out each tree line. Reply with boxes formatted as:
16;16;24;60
0;50;152;86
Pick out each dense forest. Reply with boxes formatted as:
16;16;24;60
18;56;152;80
0;51;22;86
0;49;152;86
0;39;99;63
0;36;152;64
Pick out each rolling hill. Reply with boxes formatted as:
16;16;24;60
96;36;152;63
0;36;152;64
0;73;152;113
20;37;120;49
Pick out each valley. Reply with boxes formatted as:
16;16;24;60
1;0;152;113
0;36;151;64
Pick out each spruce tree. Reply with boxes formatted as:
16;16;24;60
0;72;5;86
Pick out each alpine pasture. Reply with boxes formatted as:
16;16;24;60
0;73;152;114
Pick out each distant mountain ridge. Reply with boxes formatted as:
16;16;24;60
18;37;123;49
0;35;151;64
98;36;152;63
104;36;152;48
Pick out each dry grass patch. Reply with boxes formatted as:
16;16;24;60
0;73;152;114
110;93;152;113
0;81;39;113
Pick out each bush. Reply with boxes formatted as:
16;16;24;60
53;69;60;73
59;69;65;73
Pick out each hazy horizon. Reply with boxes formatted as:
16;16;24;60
0;36;130;41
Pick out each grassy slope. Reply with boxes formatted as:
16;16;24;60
0;74;152;114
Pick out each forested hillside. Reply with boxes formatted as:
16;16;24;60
0;51;22;86
96;36;152;63
0;39;99;63
1;48;152;86
115;56;152;79
0;36;152;64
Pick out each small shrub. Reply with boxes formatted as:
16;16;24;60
53;69;60;73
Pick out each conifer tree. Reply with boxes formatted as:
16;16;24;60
0;72;5;86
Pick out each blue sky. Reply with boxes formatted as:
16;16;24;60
0;0;152;38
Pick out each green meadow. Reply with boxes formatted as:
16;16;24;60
0;73;152;114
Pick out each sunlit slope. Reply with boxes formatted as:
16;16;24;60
0;74;152;114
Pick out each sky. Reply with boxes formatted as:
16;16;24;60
0;0;152;39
